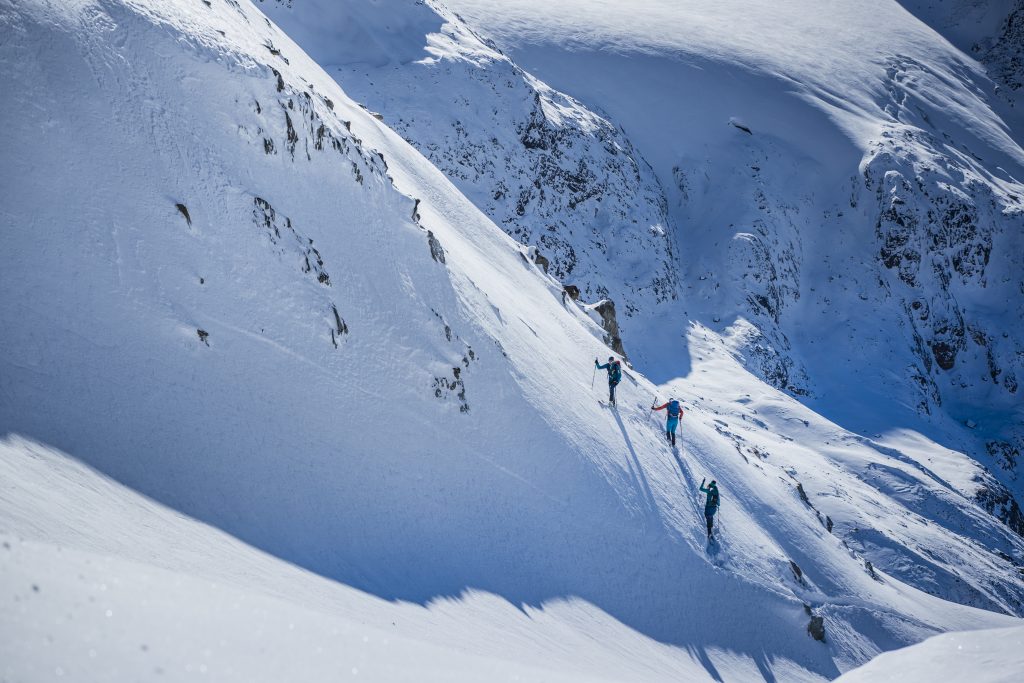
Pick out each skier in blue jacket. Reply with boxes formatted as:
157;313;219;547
652;398;684;447
700;478;720;539
595;356;622;405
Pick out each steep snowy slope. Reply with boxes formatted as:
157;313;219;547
2;0;1024;681
259;1;1024;530
898;0;1024;109
260;0;681;368
259;0;1024;615
408;0;1024;520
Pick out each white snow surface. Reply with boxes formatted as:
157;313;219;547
261;0;683;371
0;436;721;682
439;0;1024;412
834;624;1024;683
2;0;1024;681
266;0;1024;475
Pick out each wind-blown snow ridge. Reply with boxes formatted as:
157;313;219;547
1;0;1023;681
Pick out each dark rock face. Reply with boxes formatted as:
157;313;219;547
988;440;1021;473
789;560;804;584
326;2;679;363
807;615;825;642
865;126;1024;419
978;1;1024;102
866;92;1024;512
175;203;192;227
530;247;550;274
253;197;331;286
590;299;626;358
427;230;446;264
977;482;1024;537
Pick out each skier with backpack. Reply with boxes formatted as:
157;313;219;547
699;478;720;540
651;398;684;447
595;356;622;406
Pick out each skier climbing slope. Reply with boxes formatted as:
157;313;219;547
3;0;1024;680
595;356;622;406
699;478;720;540
652;398;684;447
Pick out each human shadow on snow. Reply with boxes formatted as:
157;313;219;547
0;409;845;683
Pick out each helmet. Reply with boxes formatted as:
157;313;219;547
608;356;614;361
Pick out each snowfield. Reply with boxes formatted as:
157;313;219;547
834;624;1024;683
1;436;723;682
2;0;1023;680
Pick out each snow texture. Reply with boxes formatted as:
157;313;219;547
2;0;1024;681
260;0;681;368
835;624;1024;683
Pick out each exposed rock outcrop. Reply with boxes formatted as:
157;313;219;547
976;481;1024;537
320;0;679;364
588;299;626;359
977;1;1024;103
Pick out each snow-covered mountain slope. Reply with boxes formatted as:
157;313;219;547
897;0;1024;108
1;436;724;683
981;1;1024;107
415;0;1024;513
2;0;1024;680
259;0;681;368
834;623;1024;683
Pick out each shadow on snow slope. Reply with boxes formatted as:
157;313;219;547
0;2;852;680
1;2;1019;681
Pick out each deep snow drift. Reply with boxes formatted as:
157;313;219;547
2;0;1024;680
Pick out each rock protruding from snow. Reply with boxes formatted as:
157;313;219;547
260;0;679;370
806;615;825;642
979;1;1024;104
586;299;626;358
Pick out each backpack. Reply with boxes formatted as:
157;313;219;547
667;399;681;417
610;361;622;382
709;488;720;509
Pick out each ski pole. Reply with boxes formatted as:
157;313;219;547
591;361;597;390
